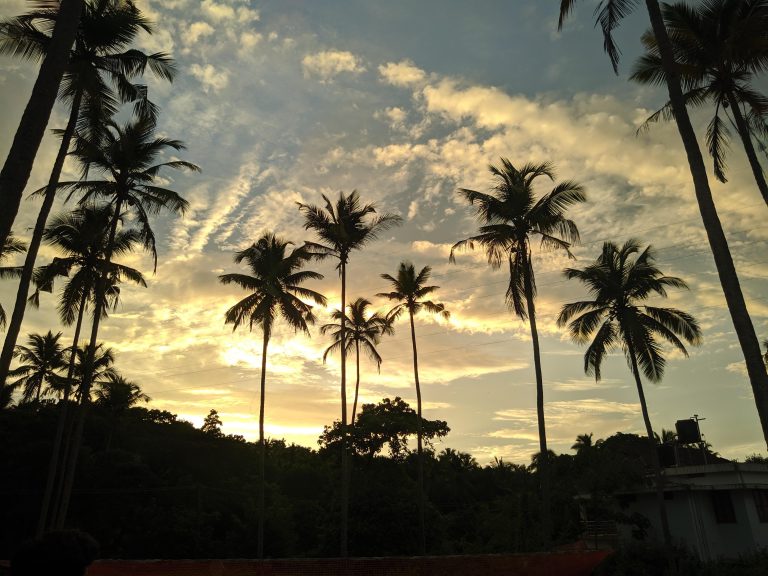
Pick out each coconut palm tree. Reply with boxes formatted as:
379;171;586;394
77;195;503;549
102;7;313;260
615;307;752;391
0;235;26;331
557;239;702;545
298;190;401;557
559;0;768;454
9;331;66;404
572;433;594;454
33;204;145;535
0;0;84;250
94;373;149;449
34;205;145;398
0;0;175;389
50;111;196;530
321;297;394;426
378;261;449;555
450;158;585;545
219;232;326;558
630;0;768;205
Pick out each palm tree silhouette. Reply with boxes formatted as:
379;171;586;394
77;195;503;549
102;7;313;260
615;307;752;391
0;0;84;249
219;232;326;559
0;235;25;331
33;204;145;535
9;331;66;404
51;111;196;529
378;261;449;555
94;373;149;449
298;190;400;557
630;0;768;205
321;297;393;426
0;0;175;388
559;0;768;452
571;433;594;454
558;239;702;546
35;205;145;401
450;158;585;544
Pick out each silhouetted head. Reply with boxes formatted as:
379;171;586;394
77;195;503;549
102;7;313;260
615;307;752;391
11;531;98;576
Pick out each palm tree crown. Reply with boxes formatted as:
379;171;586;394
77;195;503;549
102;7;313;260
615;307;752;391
322;297;393;367
9;331;66;403
35;204;146;325
94;373;150;413
630;0;768;199
219;233;327;337
68;344;117;403
63;112;198;269
298;190;402;266
378;263;449;323
558;240;702;382
450;159;585;318
0;0;175;128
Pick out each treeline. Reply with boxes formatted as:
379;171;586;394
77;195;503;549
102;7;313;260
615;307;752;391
0;398;696;559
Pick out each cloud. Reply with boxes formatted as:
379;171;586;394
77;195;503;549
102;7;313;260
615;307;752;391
302;50;366;81
185;21;215;45
379;60;427;87
201;0;259;23
189;62;229;92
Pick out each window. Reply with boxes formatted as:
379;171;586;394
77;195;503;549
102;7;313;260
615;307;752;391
711;491;736;524
754;490;768;523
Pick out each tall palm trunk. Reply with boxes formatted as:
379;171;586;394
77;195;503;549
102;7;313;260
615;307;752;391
351;339;360;426
726;91;768;207
339;260;349;557
257;327;269;558
408;308;426;556
524;260;551;547
53;198;123;528
0;89;83;391
0;0;84;250
627;337;672;546
39;289;88;535
644;0;768;447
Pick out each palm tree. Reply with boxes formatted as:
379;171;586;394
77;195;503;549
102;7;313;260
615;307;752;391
33;204;145;535
321;297;394;426
9;331;66;404
630;0;768;205
450;158;585;545
0;235;26;331
0;0;84;250
298;190;401;557
219;232;326;558
0;0;175;389
94;373;149;449
51;111;197;530
557;239;702;546
35;205;145;398
654;428;677;444
559;0;768;453
572;433;594;454
378;261;449;555
70;343;118;402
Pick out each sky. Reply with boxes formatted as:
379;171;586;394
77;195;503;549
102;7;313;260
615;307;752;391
1;0;767;464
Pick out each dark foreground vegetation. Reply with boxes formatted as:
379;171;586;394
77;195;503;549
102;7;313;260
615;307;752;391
0;399;678;560
595;545;768;576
